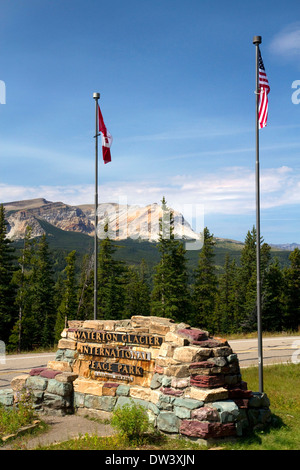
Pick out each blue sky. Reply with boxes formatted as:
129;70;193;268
1;0;300;244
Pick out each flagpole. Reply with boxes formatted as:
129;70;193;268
253;35;263;393
93;92;100;320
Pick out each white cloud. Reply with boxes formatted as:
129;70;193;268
1;166;299;222
270;23;300;58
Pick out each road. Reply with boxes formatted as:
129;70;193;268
0;336;299;389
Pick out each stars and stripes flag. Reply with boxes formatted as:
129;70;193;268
98;105;112;164
258;48;270;129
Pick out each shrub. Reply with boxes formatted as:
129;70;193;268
111;400;150;443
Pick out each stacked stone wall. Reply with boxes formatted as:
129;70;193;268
8;316;272;443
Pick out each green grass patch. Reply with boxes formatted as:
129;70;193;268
220;363;300;450
0;389;37;442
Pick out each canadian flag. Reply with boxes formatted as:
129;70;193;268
98;105;112;164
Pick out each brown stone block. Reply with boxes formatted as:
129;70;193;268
212;346;233;357
149;320;172;336
165;364;190;378
190;386;228;402
102;383;119;396
57;338;77;350
73;378;104;396
68;320;84;329
72;359;91;377
173;346;211;363
164;331;188;346
130;386;152;401
47;360;72;372
55;372;78;383
11;374;30;391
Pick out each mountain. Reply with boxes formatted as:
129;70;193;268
3;198;199;242
270;243;300;251
4;198;293;274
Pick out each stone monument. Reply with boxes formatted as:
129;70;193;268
10;316;272;445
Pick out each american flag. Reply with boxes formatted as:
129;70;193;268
258;48;270;129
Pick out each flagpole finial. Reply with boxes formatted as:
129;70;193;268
253;36;262;45
93;92;100;100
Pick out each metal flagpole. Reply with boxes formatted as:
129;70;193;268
93;92;100;320
253;36;263;393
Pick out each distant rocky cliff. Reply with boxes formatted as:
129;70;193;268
3;198;199;242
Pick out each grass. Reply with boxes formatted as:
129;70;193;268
221;362;300;450
0;390;37;441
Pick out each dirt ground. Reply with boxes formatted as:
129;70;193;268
0;414;115;450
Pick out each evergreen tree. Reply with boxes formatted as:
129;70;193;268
214;254;239;334
151;197;191;322
76;253;94;320
0;204;16;344
262;258;285;331
9;227;36;351
31;235;56;347
283;248;300;331
54;250;77;342
124;260;151;318
191;227;217;331
98;223;126;320
238;227;271;332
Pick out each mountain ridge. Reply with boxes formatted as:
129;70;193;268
3;198;199;243
3;198;299;250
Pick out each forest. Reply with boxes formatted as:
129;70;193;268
0;200;299;352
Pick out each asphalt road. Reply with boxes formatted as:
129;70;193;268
1;336;299;389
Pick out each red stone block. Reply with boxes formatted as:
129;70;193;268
161;387;183;397
40;369;62;379
180;420;236;439
190;374;225;388
29;367;47;376
103;382;119;388
189;361;214;369
228;388;252;399
233;398;249;409
191;407;220;422
177;329;208;343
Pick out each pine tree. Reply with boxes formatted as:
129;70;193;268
151;197;191;322
32;235;56;347
191;227;217;331
124;261;150;318
283;248;300;331
98;223;126;320
54;250;77;342
0;204;16;344
262;258;285;331
238;227;271;332
76;253;94;320
9;226;36;351
214;254;239;334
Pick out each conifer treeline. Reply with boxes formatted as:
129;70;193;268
0;202;299;352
